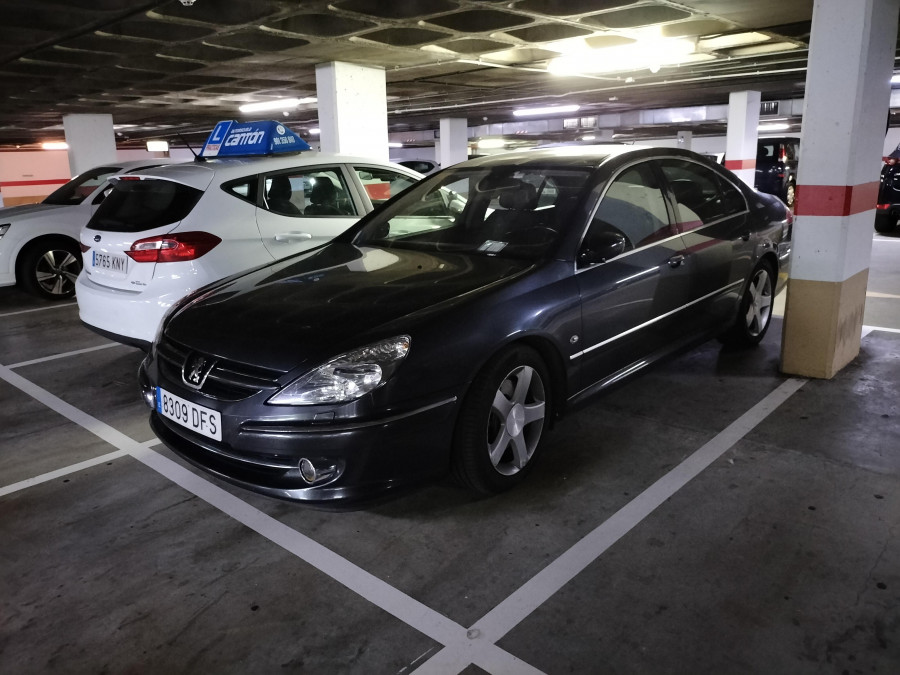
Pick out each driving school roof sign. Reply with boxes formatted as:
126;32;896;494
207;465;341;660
200;120;311;158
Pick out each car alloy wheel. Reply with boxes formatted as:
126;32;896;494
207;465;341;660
18;238;82;300
452;345;550;495
722;260;775;347
785;182;796;208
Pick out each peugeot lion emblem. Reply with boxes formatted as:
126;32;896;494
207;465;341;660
93;234;101;242
183;353;214;389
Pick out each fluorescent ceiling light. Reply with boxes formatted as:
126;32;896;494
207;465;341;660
309;128;320;135
41;142;68;150
548;38;695;76
146;140;169;152
698;32;771;50
891;74;900;84
513;104;580;117
758;123;790;131
729;42;798;56
580;135;596;141
388;142;403;148
477;138;506;149
238;97;317;113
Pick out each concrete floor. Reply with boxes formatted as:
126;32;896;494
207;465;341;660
1;234;899;674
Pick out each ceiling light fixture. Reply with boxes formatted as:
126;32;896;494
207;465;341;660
891;74;900;84
513;104;580;117
548;38;695;76
146;140;169;152
477;138;506;149
758;122;790;132
41;142;68;150
238;97;317;113
697;32;771;50
388;142;403;148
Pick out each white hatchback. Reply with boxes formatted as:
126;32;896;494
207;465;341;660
0;159;175;299
76;153;421;348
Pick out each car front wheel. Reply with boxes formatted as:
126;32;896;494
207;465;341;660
721;260;775;348
452;345;550;495
18;238;82;300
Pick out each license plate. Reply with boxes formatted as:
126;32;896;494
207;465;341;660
156;387;222;441
92;251;129;273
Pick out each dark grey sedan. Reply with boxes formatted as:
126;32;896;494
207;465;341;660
139;145;792;504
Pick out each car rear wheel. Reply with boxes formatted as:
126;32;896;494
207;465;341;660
721;260;775;348
452;345;550;495
874;213;897;234
17;237;82;300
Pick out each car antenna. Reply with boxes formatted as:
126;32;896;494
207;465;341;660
178;133;206;162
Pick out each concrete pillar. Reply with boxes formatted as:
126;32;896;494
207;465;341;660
315;61;388;160
439;118;468;168
781;0;899;378
62;114;116;176
677;130;693;150
724;91;761;187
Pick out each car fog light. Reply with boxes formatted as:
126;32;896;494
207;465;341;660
142;385;157;410
299;458;317;484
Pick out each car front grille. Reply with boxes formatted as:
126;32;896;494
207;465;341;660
156;336;286;401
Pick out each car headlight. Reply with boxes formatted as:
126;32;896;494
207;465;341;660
0;224;10;240
268;336;411;406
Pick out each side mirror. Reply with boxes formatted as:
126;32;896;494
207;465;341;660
578;230;627;265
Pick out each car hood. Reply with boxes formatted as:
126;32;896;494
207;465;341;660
164;242;533;372
0;203;66;220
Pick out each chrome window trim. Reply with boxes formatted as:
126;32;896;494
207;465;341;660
569;279;742;360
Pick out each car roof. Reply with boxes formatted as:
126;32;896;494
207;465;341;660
452;144;656;170
122;152;420;190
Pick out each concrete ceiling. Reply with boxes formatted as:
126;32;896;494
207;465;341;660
0;0;884;149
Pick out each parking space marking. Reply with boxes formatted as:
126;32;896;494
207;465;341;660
7;342;123;369
867;291;900;300
414;377;808;673
0;444;149;497
0;361;546;675
864;325;900;335
0;302;76;318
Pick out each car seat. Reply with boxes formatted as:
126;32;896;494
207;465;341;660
266;176;301;215
304;179;341;215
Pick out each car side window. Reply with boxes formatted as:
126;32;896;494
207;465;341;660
582;163;672;259
658;159;739;231
262;168;356;217
354;166;418;207
222;176;259;205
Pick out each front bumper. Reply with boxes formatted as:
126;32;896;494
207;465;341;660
140;362;460;503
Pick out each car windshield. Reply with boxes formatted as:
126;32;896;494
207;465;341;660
42;166;121;206
351;166;592;261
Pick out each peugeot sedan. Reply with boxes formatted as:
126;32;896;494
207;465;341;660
139;145;792;504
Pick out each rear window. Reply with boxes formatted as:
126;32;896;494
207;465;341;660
86;179;203;233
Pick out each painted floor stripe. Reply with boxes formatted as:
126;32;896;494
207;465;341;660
0;445;148;497
8;342;123;369
0;302;76;318
414;377;807;673
864;324;900;335
867;291;900;300
0;361;543;674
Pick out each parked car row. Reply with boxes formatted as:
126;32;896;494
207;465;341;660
1;125;794;505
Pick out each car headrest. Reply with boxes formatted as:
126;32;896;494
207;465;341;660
498;181;537;210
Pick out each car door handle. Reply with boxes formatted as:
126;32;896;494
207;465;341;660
668;254;685;268
274;232;312;242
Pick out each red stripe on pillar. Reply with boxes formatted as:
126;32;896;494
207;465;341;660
794;182;879;217
723;159;756;171
0;178;69;188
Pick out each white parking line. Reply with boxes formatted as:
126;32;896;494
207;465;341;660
0;302;77;318
0;361;543;674
7;342;123;369
863;324;900;335
413;377;807;673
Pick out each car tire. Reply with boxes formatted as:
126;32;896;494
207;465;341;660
785;182;796;209
17;237;82;300
874;213;897;234
452;345;551;495
720;260;776;348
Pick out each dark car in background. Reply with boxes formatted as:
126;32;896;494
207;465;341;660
139;145;792;505
875;142;900;233
755;136;799;208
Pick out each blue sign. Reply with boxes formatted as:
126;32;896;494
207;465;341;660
200;120;311;158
